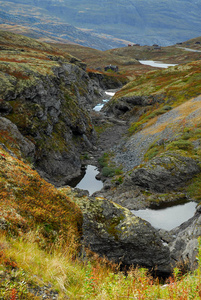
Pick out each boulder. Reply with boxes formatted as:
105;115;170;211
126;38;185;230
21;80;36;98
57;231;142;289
60;187;171;276
126;151;201;192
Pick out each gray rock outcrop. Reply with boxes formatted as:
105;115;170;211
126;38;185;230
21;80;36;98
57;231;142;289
0;61;105;186
60;188;171;276
88;71;124;90
169;208;201;271
127;151;201;192
103;94;164;117
0;117;35;159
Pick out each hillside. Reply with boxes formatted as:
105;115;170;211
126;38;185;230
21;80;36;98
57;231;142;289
95;54;201;215
57;40;201;77
0;1;132;50
1;0;201;49
45;0;201;46
0;30;107;186
1;31;201;299
1;144;201;299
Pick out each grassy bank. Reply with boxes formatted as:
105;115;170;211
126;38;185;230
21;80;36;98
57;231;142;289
1;233;201;299
1;142;201;299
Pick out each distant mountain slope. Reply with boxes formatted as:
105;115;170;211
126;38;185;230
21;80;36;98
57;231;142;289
1;0;201;48
0;1;132;50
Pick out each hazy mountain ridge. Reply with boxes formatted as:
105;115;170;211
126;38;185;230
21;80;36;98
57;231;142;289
0;1;132;50
1;0;201;45
1;0;201;49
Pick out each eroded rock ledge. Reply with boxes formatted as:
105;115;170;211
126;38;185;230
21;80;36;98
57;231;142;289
60;187;171;276
126;151;201;192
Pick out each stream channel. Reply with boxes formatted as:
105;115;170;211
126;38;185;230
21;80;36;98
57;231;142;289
69;91;115;194
69;85;197;231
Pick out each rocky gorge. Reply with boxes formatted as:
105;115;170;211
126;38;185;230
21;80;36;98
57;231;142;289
1;30;201;282
0;31;113;187
90;79;201;274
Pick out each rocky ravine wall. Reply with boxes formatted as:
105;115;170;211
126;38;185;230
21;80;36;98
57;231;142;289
0;60;105;186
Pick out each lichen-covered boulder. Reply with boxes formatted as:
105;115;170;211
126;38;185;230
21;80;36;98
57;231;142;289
126;151;201;192
60;187;171;275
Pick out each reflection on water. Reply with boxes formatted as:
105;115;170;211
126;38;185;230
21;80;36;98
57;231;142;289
139;60;177;68
132;201;197;231
73;165;103;195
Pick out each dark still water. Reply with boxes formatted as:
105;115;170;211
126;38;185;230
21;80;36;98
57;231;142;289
132;201;197;231
70;165;103;195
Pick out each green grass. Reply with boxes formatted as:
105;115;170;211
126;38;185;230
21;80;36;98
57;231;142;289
143;119;201;162
167;140;193;152
98;152;123;177
144;143;163;161
1;233;201;299
187;174;201;201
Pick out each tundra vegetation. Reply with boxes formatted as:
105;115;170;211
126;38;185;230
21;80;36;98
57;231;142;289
103;59;201;204
1;31;201;299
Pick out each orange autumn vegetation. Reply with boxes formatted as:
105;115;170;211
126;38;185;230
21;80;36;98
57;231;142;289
0;144;83;247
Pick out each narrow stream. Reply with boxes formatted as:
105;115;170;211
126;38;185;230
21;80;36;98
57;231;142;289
69;90;115;195
93;99;109;112
93;91;115;111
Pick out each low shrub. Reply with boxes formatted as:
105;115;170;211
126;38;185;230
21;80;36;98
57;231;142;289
167;139;193;151
128;122;142;135
102;167;115;177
